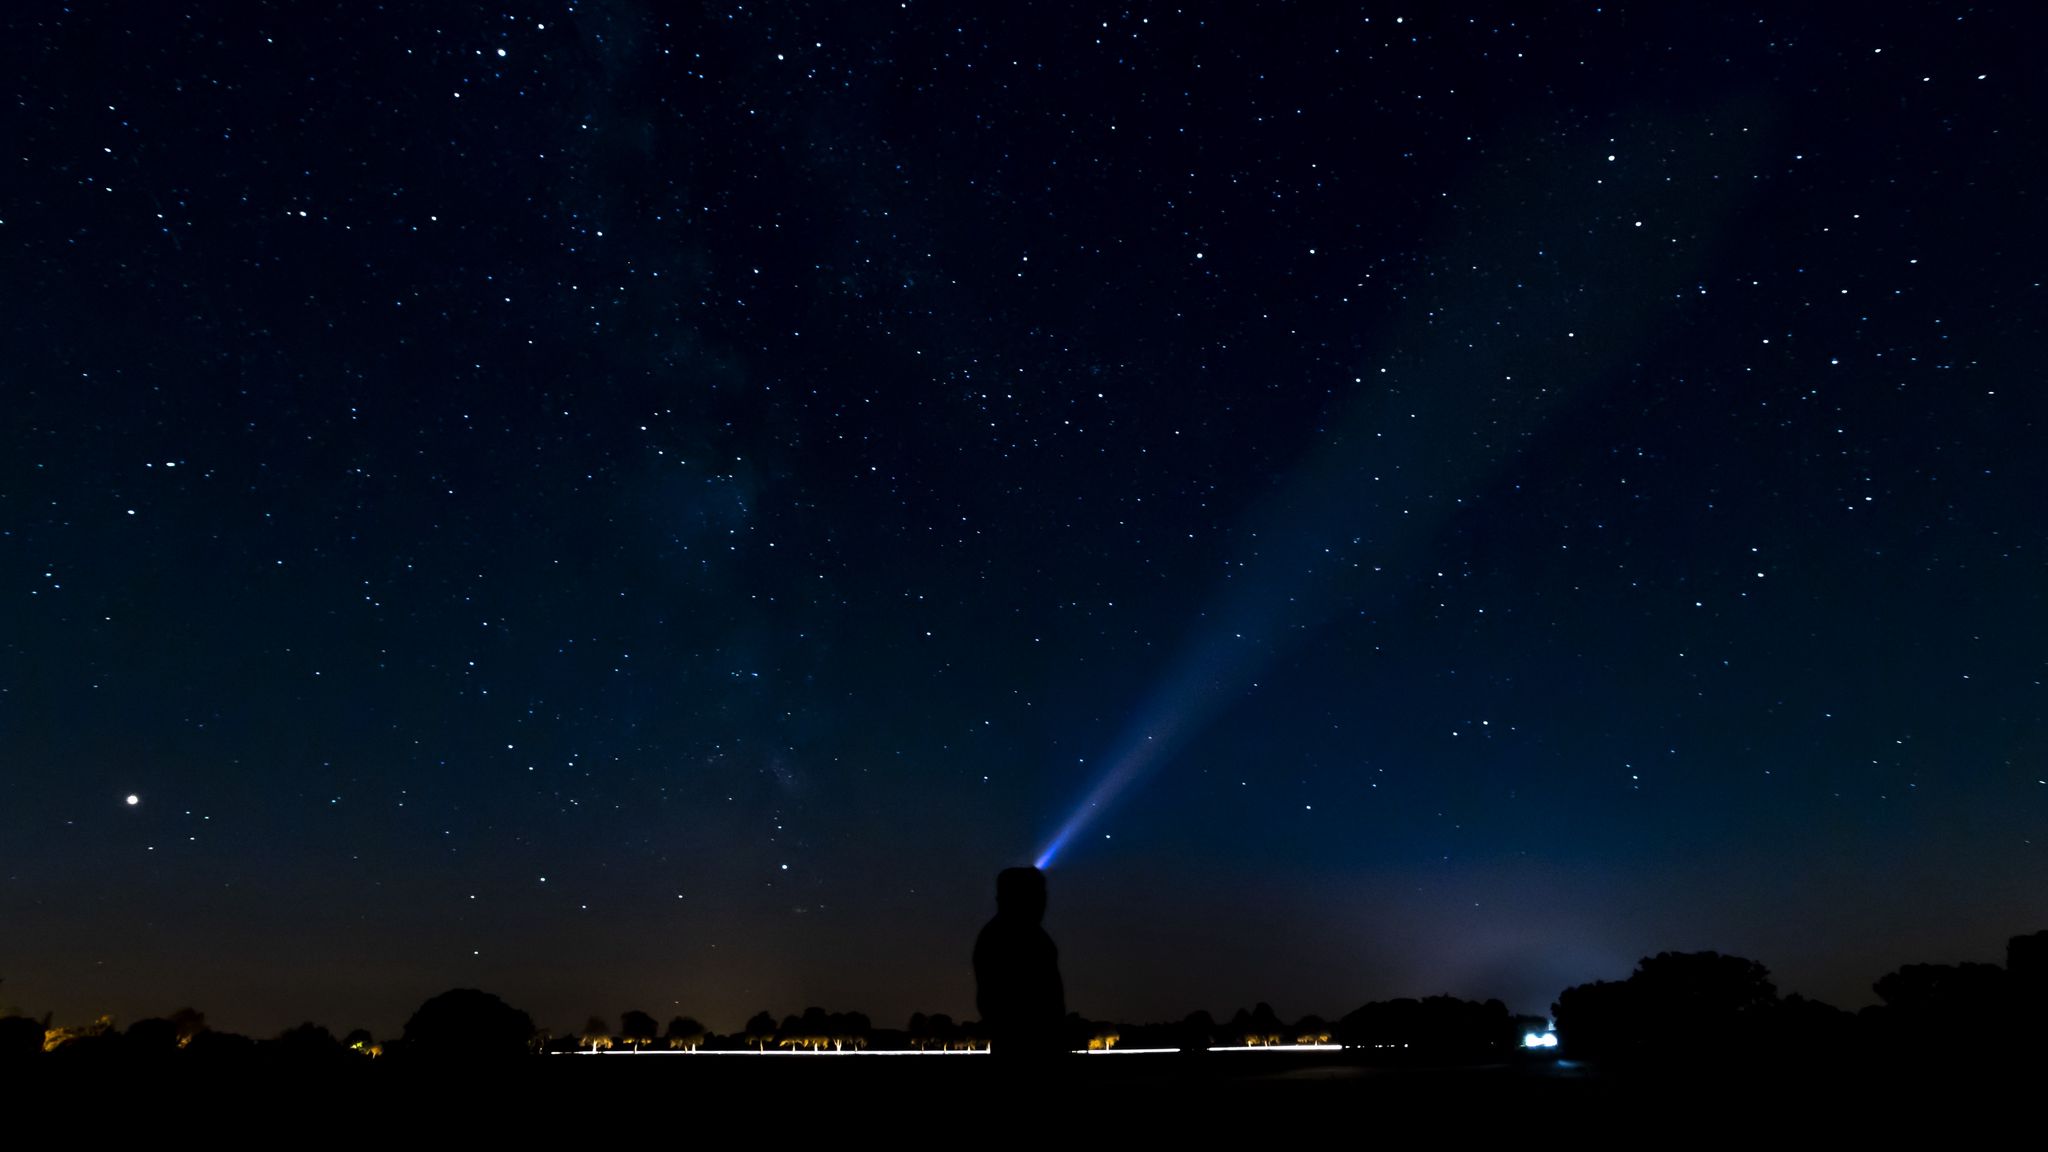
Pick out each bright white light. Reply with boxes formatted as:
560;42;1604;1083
568;1048;988;1056
1524;1031;1558;1049
1080;1047;1182;1055
1206;1043;1344;1052
125;794;139;806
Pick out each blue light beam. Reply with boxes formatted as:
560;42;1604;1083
1032;107;1761;869
1034;629;1252;868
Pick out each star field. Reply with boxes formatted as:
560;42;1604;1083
2;2;2043;1036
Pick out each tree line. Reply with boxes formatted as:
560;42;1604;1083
5;929;2042;1066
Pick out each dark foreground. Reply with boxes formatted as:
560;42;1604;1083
32;1051;2033;1137
539;1054;2036;1140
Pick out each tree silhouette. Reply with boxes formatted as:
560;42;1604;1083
781;1007;827;1051
1227;1002;1286;1046
828;1010;870;1051
1552;979;1633;1060
908;1012;960;1051
342;1028;377;1055
665;1016;706;1050
2011;930;2048;988
1764;993;1856;1061
1873;961;2006;1017
744;1011;777;1051
6;925;2044;1070
1292;1013;1332;1045
168;1007;208;1045
2014;930;2048;1042
0;1016;44;1058
45;1017;120;1061
1336;996;1514;1061
618;1010;659;1050
184;1028;257;1061
1634;951;1777;1018
1555;951;1779;1063
270;1021;348;1063
398;988;536;1059
1869;961;2010;1057
124;1017;181;1056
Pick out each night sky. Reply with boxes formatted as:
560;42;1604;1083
4;3;2044;1039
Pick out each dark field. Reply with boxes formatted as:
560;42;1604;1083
499;1053;2040;1136
16;1048;2031;1142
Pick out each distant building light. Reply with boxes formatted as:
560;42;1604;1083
568;1047;989;1056
1206;1043;1344;1052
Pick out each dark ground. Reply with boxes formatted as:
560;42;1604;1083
525;1056;2038;1139
16;1050;2035;1137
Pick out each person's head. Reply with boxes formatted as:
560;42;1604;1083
995;866;1047;923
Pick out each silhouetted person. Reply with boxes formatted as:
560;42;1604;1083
973;866;1067;1061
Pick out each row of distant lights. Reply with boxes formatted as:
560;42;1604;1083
571;1040;1560;1057
574;1043;1339;1057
